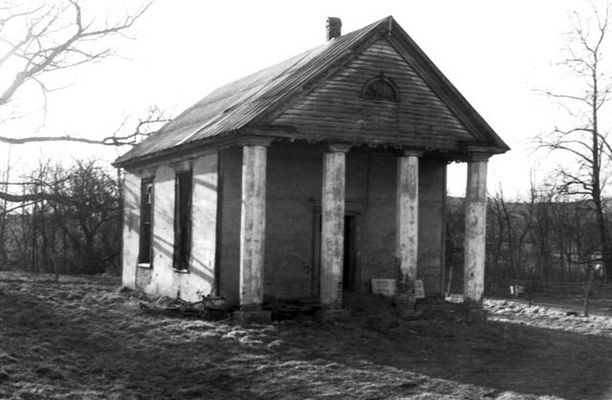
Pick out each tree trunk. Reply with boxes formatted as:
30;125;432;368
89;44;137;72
583;266;595;317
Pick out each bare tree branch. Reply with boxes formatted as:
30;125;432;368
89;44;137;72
0;105;169;146
537;4;612;281
0;0;150;109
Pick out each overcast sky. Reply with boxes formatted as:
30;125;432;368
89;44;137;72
3;0;607;197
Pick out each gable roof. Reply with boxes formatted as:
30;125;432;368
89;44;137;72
115;16;509;168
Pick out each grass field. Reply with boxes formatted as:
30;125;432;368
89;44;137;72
1;273;612;399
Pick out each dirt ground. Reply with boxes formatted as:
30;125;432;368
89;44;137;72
1;273;612;400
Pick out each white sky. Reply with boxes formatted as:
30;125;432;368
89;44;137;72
2;0;606;198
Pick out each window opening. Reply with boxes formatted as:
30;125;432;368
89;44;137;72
138;178;154;265
173;170;193;271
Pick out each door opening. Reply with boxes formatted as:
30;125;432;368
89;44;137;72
312;213;358;298
343;215;356;292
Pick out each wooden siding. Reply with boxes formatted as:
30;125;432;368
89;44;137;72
272;38;474;149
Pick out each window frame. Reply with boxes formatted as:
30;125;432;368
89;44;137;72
173;169;193;272
137;177;154;267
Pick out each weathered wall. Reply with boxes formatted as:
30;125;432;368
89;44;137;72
417;159;446;294
122;141;445;302
216;142;446;304
125;153;218;302
121;171;141;289
191;154;219;293
218;143;322;303
139;164;175;296
265;142;322;300
357;156;446;295
358;153;397;289
218;147;242;304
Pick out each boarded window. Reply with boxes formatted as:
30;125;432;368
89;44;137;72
138;178;154;264
173;170;193;270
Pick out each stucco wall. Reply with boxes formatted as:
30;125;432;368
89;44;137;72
358;153;397;289
216;142;446;304
121;171;141;289
264;143;323;300
123;153;218;302
191;155;219;291
123;142;445;303
418;159;446;294
217;147;242;304
347;154;446;295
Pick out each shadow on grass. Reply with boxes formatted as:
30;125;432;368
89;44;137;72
3;281;612;400
277;315;612;400
0;285;263;400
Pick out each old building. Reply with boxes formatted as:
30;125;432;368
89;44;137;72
114;16;509;318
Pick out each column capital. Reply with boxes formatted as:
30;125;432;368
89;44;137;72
239;136;273;148
399;148;424;157
327;143;352;153
468;152;491;162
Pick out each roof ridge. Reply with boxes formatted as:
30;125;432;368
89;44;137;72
173;17;388;146
115;15;509;168
240;17;389;128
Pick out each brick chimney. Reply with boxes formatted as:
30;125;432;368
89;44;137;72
326;17;342;41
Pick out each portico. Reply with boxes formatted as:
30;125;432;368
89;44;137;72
234;141;491;314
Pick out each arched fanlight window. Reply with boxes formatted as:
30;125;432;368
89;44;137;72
361;73;400;102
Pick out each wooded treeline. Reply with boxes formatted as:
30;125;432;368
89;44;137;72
3;174;599;283
447;186;607;291
0;160;122;275
0;158;609;284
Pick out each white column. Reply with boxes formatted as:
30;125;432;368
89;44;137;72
239;143;268;309
464;154;489;303
396;150;420;292
320;143;350;308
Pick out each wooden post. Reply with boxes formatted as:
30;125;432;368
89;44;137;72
239;142;269;312
320;143;350;309
464;154;489;303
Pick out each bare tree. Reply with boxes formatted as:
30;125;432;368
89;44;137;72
527;183;555;281
538;5;612;279
1;159;122;274
0;1;147;121
0;1;169;145
0;145;11;263
0;1;168;206
487;189;532;282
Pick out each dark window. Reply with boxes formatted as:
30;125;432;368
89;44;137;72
361;75;400;102
173;170;193;270
138;179;154;264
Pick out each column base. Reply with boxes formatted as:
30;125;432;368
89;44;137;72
234;310;272;324
395;292;417;317
460;301;487;323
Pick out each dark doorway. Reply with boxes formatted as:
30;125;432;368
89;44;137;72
343;215;357;292
312;213;358;298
